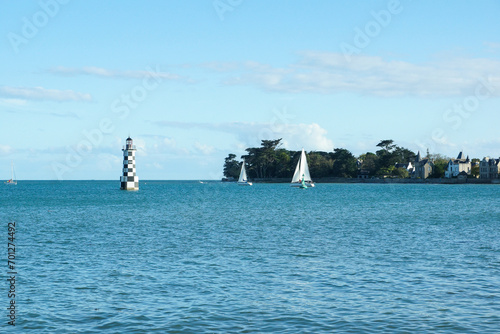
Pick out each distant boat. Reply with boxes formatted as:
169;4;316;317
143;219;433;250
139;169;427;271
237;159;252;186
5;162;17;185
291;149;314;188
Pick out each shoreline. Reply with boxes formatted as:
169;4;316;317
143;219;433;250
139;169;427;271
224;177;500;185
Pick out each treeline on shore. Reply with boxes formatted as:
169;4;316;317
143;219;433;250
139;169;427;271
223;138;473;180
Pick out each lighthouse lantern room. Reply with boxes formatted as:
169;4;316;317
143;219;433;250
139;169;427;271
120;137;139;190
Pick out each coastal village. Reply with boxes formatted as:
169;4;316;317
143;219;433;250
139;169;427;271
222;139;500;183
368;151;500;181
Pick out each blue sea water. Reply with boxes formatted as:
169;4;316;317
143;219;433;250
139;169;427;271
1;181;499;333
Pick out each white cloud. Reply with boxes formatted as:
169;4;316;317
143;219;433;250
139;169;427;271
0;86;91;102
276;123;334;151
50;66;186;81
0;98;27;106
201;61;241;72
138;135;190;156
194;142;215;155
0;145;12;155
217;52;500;97
153;121;334;152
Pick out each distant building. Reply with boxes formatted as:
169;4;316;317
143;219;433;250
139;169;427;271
357;170;370;179
413;152;433;179
479;157;500;179
457;171;469;181
445;152;471;178
395;161;414;174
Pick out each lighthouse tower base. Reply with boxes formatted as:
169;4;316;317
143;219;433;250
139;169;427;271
120;177;139;191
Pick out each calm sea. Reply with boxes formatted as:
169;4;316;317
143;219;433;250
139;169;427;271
1;181;499;333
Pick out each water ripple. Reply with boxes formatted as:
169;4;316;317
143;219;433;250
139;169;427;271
3;182;500;332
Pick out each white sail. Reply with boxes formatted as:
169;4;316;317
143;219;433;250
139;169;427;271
301;149;312;182
238;162;247;182
291;154;302;183
291;149;314;187
5;162;17;185
237;159;252;185
292;149;312;182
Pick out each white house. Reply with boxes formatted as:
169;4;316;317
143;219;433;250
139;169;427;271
445;152;471;178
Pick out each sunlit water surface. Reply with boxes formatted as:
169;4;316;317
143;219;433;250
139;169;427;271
2;181;499;333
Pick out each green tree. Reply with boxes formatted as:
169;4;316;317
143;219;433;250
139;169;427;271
260;139;283;178
430;162;446;178
376;139;396;153
471;158;480;178
376;140;397;173
375;140;415;176
331;148;358;178
242;139;284;179
392;167;409;178
429;155;450;178
223;154;241;179
308;151;333;178
376;166;395;177
359;152;378;176
393;146;416;164
275;149;292;178
242;147;261;178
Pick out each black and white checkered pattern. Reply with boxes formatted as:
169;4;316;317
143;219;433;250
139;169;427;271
120;142;139;190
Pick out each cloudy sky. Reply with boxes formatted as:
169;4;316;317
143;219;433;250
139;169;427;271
1;1;500;180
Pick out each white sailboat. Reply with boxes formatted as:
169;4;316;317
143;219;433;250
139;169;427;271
237;159;252;186
5;162;17;185
291;149;314;188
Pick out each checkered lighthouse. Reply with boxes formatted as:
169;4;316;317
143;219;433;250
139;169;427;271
120;137;139;191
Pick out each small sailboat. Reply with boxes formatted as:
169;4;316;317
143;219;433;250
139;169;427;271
237;159;252;186
291;149;314;188
5;162;17;185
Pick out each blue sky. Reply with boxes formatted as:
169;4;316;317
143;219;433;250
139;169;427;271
1;0;500;180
